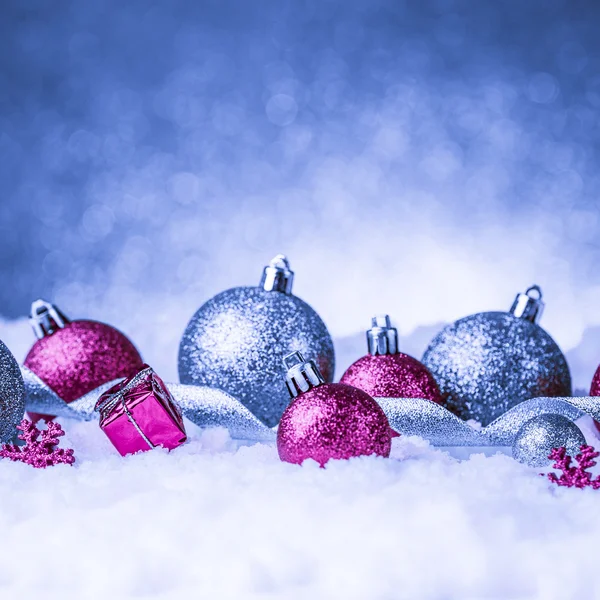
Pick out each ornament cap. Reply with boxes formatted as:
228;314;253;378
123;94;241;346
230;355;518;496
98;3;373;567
29;299;70;339
283;351;325;398
509;285;544;323
366;315;399;355
260;254;294;294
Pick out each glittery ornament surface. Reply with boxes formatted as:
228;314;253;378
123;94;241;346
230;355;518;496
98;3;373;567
590;366;600;396
277;383;392;466
547;446;600;489
0;340;25;442
512;414;585;467
178;286;335;427
0;419;75;468
340;353;441;403
422;311;571;426
24;320;144;406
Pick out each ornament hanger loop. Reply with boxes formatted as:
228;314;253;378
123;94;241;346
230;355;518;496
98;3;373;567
525;285;543;300
509;285;545;324
283;351;325;398
367;314;399;355
29;299;70;339
260;254;294;294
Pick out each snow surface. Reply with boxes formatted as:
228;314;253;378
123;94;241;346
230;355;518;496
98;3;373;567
1;317;600;599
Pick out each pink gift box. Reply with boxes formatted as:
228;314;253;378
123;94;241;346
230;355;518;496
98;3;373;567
95;365;187;456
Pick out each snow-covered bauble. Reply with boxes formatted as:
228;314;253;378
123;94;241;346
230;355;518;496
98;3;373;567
24;300;144;421
0;339;25;442
178;255;335;427
340;315;441;402
277;352;393;466
422;286;571;425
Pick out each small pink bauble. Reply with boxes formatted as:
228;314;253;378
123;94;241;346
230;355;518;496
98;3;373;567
341;315;442;402
591;366;600;397
24;301;144;420
277;382;393;466
340;353;442;402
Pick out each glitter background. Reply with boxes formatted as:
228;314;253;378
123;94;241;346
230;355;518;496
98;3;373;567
2;1;600;391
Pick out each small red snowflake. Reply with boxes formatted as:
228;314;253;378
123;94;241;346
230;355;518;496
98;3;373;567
0;419;75;468
547;445;600;489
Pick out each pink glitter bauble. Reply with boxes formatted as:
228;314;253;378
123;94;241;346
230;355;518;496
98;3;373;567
24;320;144;419
340;353;442;402
277;383;393;466
591;366;600;397
590;366;600;433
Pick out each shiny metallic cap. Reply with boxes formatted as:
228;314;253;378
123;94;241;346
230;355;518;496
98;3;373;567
509;285;544;323
260;254;294;294
367;315;399;355
29;299;70;339
283;351;325;398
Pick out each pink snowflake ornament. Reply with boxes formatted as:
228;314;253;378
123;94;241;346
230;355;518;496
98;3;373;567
0;419;75;468
547;445;600;489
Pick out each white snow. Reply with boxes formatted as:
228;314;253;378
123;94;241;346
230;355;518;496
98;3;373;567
1;319;600;599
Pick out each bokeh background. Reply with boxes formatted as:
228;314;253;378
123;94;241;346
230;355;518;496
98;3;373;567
2;0;600;385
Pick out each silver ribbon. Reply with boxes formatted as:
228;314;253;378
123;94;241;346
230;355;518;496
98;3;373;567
21;366;600;446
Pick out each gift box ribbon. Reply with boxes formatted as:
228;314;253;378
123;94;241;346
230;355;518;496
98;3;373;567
95;366;157;449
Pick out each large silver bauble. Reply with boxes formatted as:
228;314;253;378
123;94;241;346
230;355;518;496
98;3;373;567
178;286;335;427
422;311;571;426
0;339;25;441
512;414;585;467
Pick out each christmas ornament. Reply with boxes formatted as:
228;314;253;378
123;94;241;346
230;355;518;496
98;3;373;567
277;351;393;466
340;315;441;402
422;285;571;425
0;339;25;442
178;255;335;427
24;299;144;421
96;366;187;456
0;419;74;467
547;446;600;489
512;414;585;467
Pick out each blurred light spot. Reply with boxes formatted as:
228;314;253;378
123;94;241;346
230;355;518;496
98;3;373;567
169;172;201;205
263;61;296;87
81;204;115;241
527;73;559;104
334;21;364;53
212;102;245;136
557;42;588;75
67;129;100;162
265;94;298;126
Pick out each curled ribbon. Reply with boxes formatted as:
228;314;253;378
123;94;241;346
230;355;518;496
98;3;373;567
20;366;600;446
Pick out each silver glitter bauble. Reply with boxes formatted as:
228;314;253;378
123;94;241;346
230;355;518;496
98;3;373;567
0;339;26;442
422;286;571;426
512;414;585;467
178;255;335;427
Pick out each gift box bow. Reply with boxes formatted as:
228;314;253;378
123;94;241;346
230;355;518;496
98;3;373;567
95;366;185;449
